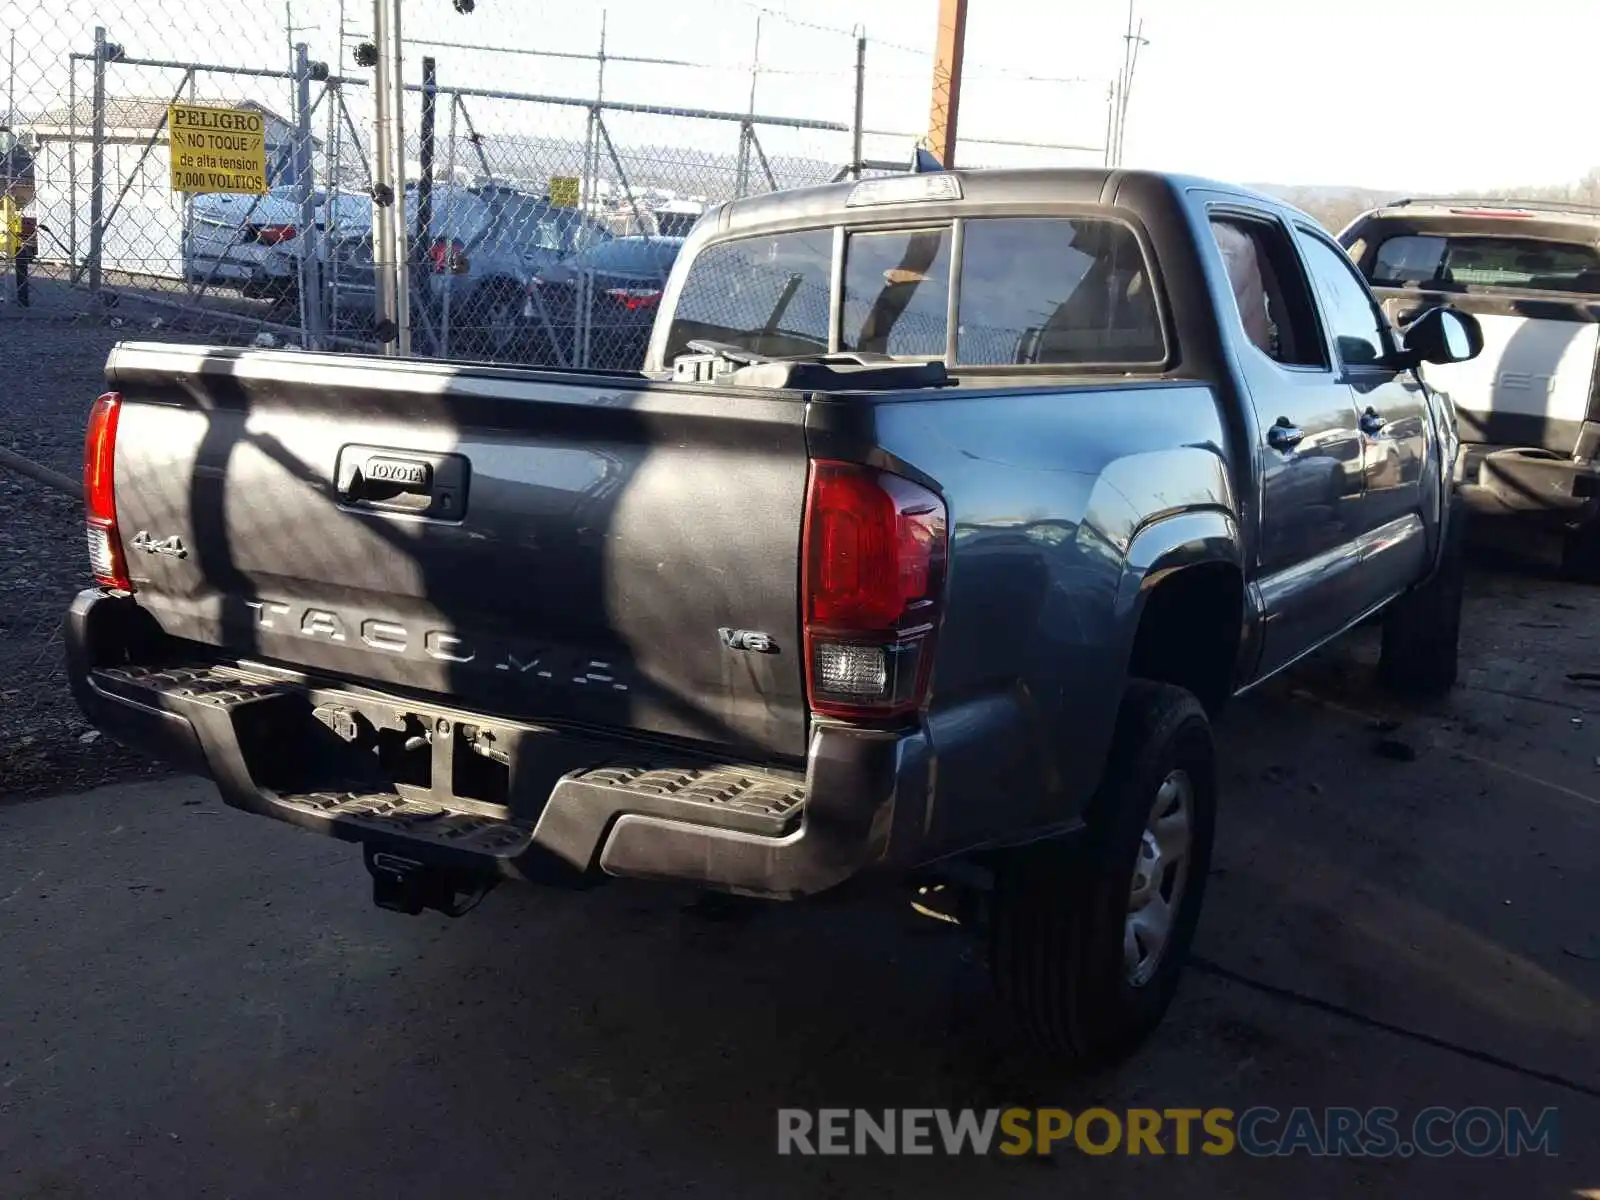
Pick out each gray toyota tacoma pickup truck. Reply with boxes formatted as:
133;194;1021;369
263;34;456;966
66;168;1482;1064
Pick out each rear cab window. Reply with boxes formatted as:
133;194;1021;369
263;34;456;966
663;215;1166;370
957;218;1162;365
665;229;834;362
842;228;952;357
1367;233;1600;294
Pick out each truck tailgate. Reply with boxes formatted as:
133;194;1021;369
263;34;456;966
1380;292;1600;452
103;343;811;760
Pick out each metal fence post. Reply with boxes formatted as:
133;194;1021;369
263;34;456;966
439;93;458;358
325;81;343;327
184;69;196;297
851;33;867;180
293;43;324;349
370;0;410;355
582;14;606;226
87;26;108;294
67;59;78;277
412;55;437;357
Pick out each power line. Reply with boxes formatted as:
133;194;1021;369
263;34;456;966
707;0;1101;85
401;36;709;70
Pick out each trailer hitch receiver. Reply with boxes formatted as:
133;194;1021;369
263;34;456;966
365;847;496;917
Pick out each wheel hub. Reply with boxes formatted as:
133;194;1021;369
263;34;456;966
1124;768;1193;986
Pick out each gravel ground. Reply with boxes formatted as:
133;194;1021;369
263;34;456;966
0;309;183;798
1;563;1596;1199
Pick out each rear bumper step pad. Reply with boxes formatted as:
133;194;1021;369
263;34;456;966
74;644;905;898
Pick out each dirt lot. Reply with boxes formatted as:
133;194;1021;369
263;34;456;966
1;554;1596;1198
0;312;178;797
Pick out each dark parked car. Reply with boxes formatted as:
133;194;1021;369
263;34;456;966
524;236;685;370
68;169;1480;1067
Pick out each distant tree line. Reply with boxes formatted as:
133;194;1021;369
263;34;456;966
1268;167;1600;235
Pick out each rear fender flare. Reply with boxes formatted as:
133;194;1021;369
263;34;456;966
1115;509;1252;674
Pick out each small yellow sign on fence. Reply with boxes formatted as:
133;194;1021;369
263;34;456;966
168;103;268;195
1;195;20;259
548;175;581;209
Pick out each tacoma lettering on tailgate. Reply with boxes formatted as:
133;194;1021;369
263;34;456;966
242;600;630;691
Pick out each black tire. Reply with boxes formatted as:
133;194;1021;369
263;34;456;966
457;278;529;361
990;680;1216;1066
1379;511;1465;698
1561;522;1600;584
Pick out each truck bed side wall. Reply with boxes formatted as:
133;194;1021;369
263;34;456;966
807;380;1235;858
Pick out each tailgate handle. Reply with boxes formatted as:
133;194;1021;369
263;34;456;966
335;448;469;520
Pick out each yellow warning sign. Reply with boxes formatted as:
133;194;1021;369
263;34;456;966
168;103;268;194
1;195;20;258
548;175;581;209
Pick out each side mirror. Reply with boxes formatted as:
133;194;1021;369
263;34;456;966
1401;305;1483;367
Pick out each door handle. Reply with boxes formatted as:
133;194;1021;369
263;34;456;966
1266;420;1305;451
334;446;469;520
1360;407;1388;435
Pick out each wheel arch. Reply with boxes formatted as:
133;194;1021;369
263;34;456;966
1118;510;1250;714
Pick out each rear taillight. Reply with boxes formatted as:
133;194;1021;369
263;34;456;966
84;391;132;592
247;223;298;244
604;287;663;312
802;460;948;720
429;238;469;275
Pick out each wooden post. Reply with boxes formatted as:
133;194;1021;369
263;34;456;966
925;0;967;168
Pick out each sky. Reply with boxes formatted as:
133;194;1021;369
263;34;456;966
3;0;1598;192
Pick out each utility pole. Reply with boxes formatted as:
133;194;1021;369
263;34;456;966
735;14;761;198
1112;2;1149;167
925;0;968;168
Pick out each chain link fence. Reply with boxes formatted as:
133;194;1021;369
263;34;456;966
1;0;1110;795
2;1;1109;363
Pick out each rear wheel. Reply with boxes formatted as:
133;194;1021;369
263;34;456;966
990;680;1216;1066
1379;511;1464;698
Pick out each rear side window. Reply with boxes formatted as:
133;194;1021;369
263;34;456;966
1208;215;1326;368
841;228;952;357
1371;234;1600;293
664;229;833;361
956;218;1163;365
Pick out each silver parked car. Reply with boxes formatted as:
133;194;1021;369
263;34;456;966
184;185;366;299
326;184;611;356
